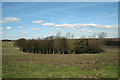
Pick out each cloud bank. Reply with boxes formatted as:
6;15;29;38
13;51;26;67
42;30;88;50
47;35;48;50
32;20;43;23
42;23;114;29
1;17;21;23
32;28;40;31
42;23;54;26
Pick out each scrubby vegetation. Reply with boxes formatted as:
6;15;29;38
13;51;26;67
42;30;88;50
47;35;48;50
14;33;104;54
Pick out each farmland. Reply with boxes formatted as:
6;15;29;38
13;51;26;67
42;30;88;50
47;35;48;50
2;41;118;78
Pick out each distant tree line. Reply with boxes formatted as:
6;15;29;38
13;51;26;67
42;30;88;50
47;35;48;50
14;32;105;54
2;39;13;42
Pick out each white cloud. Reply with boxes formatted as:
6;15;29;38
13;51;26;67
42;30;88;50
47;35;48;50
32;20;43;23
77;29;94;33
50;28;56;31
8;35;13;38
86;23;112;29
0;28;2;30
18;26;23;29
1;17;21;23
42;23;113;29
6;27;11;30
55;24;74;28
42;23;55;26
32;28;40;31
86;30;93;33
48;32;55;34
19;32;28;34
56;28;61;30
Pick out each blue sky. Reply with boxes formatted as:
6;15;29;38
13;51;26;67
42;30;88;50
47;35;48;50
1;2;118;40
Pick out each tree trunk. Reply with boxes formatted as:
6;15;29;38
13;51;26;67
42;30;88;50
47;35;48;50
74;50;75;54
63;51;64;54
53;50;55;55
68;50;71;54
47;50;48;54
43;49;44;54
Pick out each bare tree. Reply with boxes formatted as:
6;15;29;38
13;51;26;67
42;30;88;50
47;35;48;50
66;32;75;54
98;32;107;39
92;33;97;38
98;32;107;48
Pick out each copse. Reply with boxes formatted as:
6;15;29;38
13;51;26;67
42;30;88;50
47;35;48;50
14;38;26;52
15;32;104;54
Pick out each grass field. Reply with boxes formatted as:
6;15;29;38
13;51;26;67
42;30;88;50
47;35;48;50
2;41;118;78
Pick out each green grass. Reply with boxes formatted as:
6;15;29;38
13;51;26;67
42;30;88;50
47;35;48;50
2;41;118;78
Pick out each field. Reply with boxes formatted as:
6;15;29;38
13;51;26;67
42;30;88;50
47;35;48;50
2;41;118;78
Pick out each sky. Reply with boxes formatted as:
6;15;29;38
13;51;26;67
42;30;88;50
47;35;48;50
0;2;118;40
